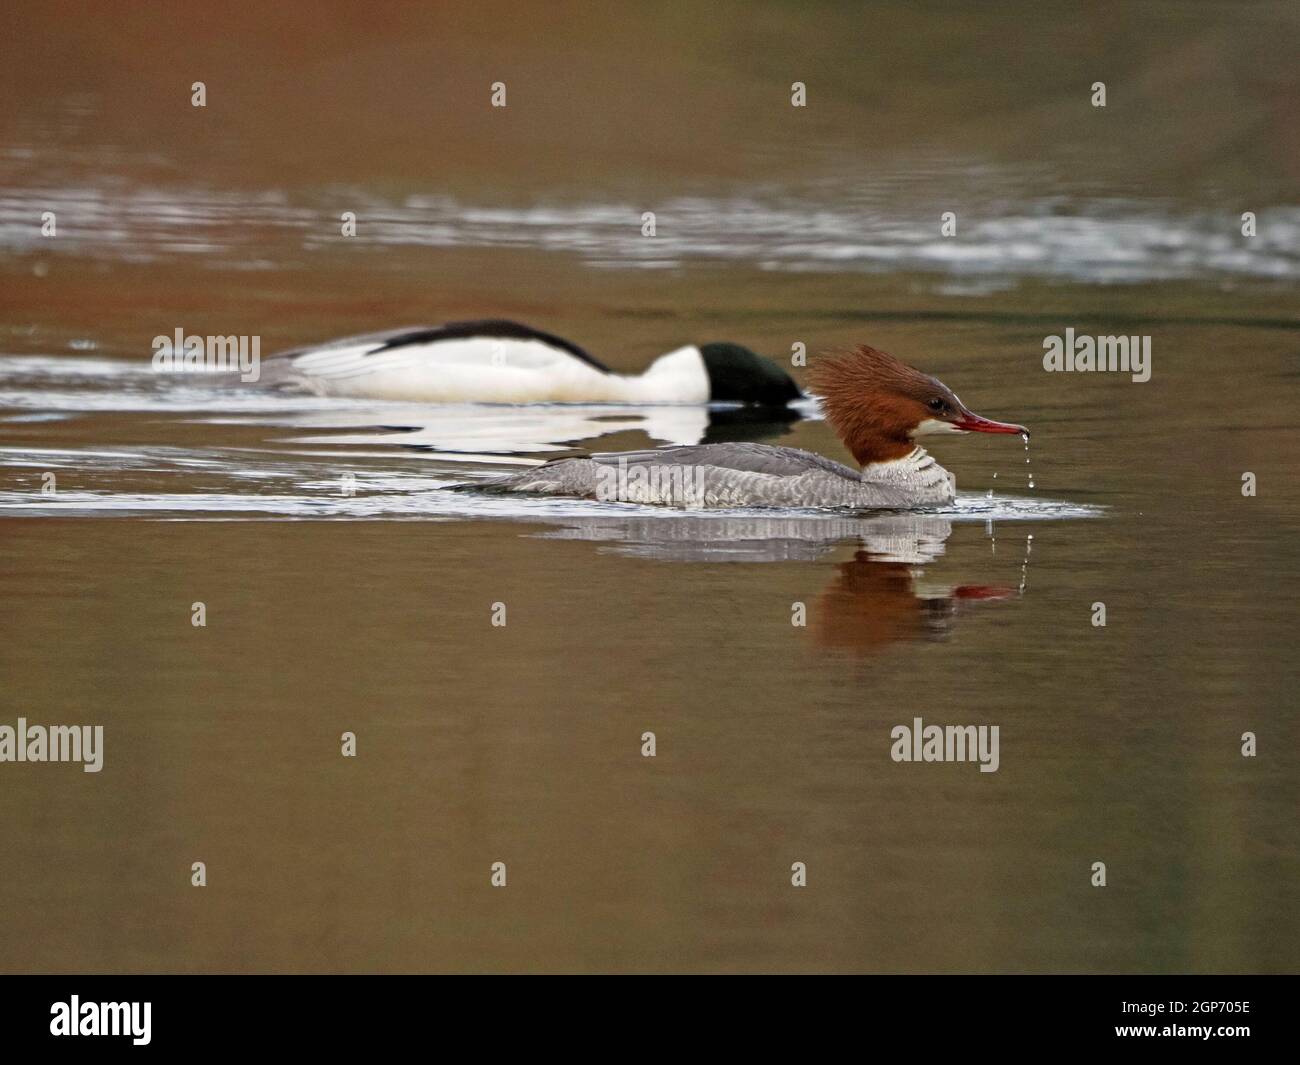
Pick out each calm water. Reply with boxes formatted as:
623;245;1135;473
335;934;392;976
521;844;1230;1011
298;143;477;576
1;2;1296;973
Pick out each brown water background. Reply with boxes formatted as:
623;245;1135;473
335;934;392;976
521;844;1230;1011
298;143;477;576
0;2;1297;972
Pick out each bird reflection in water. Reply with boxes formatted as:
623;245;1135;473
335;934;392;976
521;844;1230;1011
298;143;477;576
279;400;808;456
537;511;1027;653
813;547;1015;654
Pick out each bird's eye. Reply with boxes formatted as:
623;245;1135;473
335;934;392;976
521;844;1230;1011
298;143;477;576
928;398;946;412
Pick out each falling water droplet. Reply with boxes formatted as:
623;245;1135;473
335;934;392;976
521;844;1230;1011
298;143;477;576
1021;433;1034;490
1018;533;1033;595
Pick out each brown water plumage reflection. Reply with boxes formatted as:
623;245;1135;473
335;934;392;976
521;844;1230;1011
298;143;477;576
813;549;1015;656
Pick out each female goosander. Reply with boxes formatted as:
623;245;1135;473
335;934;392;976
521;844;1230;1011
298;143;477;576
261;319;801;406
484;344;1026;508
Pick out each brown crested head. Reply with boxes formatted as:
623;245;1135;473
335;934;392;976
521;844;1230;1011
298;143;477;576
809;345;1026;466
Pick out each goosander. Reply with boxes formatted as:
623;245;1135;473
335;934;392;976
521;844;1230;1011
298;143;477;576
481;344;1026;509
260;319;801;406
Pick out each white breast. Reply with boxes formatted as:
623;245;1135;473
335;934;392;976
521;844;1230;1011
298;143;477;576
861;447;957;504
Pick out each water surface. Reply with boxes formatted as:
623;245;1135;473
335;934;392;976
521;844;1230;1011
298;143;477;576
1;1;1296;973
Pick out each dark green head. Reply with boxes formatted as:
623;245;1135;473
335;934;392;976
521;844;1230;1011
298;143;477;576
698;342;802;406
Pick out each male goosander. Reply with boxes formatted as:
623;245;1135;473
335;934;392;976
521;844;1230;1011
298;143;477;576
483;344;1026;509
260;319;801;406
